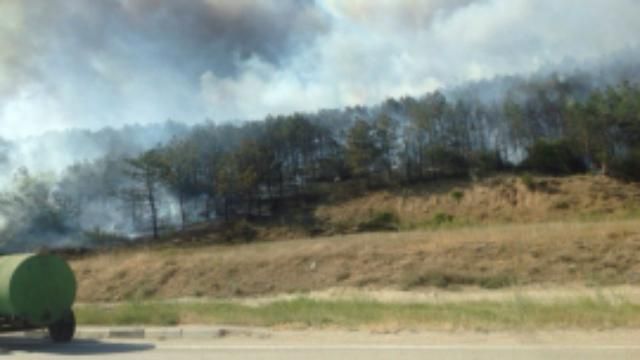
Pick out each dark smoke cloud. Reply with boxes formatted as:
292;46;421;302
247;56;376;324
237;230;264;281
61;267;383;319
0;0;329;138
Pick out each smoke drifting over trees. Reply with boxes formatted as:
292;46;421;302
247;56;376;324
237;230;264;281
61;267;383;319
1;58;640;250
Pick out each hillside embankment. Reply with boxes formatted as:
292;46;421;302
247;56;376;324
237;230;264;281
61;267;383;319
71;176;640;302
70;174;640;302
70;176;640;331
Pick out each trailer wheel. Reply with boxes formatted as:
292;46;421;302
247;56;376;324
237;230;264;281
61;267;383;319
48;310;75;343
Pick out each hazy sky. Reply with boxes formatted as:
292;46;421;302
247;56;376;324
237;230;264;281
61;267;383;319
1;0;639;139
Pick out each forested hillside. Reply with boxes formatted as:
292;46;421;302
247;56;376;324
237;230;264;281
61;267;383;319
1;63;640;251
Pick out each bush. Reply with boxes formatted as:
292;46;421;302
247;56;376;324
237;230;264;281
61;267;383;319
522;139;586;175
221;220;258;243
431;212;454;226
357;211;399;231
477;150;506;171
610;148;640;181
402;271;514;290
450;190;464;203
520;173;536;190
424;146;470;176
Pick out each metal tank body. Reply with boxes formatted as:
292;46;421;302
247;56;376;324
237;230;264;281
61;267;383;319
0;254;76;326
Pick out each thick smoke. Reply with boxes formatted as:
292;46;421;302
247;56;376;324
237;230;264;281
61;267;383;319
0;0;329;138
0;122;192;251
2;0;640;139
202;0;640;120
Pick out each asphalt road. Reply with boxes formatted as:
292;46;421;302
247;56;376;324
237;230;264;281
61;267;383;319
3;331;640;359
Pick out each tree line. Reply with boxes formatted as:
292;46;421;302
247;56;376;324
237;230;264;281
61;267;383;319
1;73;639;248
103;76;640;239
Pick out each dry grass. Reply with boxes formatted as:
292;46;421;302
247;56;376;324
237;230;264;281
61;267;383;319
71;218;640;302
316;174;640;230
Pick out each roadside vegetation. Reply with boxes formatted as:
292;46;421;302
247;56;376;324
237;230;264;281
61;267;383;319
76;296;640;330
67;174;640;328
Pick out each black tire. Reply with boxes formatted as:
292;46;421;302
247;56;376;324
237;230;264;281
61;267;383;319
48;310;76;343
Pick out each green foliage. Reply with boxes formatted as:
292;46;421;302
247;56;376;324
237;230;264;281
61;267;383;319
431;212;454;226
522;139;586;175
424;146;470;176
503;97;528;147
373;114;397;178
77;302;179;326
520;173;536;190
357;211;399;232
77;296;640;330
346;119;380;178
553;200;571;210
403;272;452;289
450;190;464;203
402;271;514;290
472;150;505;173
0;169;77;248
220;220;258;243
610;148;640;181
125;149;170;239
9;75;640;251
565;83;640;173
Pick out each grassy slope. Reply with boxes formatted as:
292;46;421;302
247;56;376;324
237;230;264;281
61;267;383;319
70;174;640;328
316;174;640;231
71;218;640;302
70;174;640;303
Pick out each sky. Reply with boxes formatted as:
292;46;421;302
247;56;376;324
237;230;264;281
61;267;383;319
0;0;639;139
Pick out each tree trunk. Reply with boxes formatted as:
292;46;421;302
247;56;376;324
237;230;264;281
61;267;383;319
128;195;138;231
179;192;186;230
204;194;211;220
147;183;158;239
224;197;229;222
404;141;412;182
416;141;424;180
279;167;285;199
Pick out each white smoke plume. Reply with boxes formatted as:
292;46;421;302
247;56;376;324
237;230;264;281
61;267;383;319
1;0;639;140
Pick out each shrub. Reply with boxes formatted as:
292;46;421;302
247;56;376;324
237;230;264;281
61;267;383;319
553;200;571;210
520;173;536;190
423;146;470;176
450;190;464;203
403;271;514;290
472;150;506;172
478;275;515;289
522;139;586;175
610;148;640;181
431;212;454;226
357;211;399;231
403;271;453;289
221;220;257;243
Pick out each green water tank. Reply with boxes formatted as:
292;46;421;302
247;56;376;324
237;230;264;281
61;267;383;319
0;254;76;326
